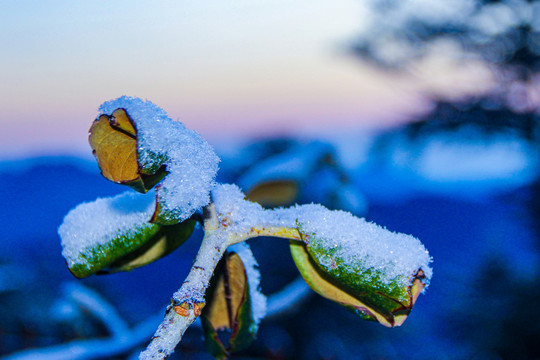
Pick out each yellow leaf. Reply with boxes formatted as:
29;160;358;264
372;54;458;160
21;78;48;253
89;113;139;184
204;252;248;330
290;240;426;327
89;108;167;193
110;108;136;137
246;180;298;207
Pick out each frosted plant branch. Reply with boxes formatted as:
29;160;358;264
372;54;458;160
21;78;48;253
139;202;308;360
56;98;432;360
139;203;226;360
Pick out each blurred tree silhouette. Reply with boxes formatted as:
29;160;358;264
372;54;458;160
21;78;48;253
353;3;540;359
353;0;540;137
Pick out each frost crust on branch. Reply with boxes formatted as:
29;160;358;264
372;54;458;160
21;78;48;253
212;183;432;293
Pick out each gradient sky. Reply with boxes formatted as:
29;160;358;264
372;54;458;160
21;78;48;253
0;0;492;158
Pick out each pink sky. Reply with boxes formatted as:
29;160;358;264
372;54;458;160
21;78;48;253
0;1;493;159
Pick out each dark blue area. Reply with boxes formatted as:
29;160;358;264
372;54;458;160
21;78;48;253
1;157;539;359
0;159;200;324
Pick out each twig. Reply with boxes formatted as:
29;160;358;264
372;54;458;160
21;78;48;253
139;204;229;360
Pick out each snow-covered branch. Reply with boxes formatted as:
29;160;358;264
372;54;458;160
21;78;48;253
138;198;307;359
55;96;432;360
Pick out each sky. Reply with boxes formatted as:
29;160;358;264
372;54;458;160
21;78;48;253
0;0;493;158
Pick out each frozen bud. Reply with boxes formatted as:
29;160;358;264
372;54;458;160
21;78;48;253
93;96;219;225
290;205;432;327
201;245;265;359
59;191;195;278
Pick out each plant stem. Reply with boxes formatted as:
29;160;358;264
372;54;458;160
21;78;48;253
139;203;305;359
228;225;302;245
139;204;228;360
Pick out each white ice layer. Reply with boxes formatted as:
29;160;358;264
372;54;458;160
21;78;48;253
228;242;267;331
282;204;433;292
99;96;220;222
212;184;432;291
59;191;156;266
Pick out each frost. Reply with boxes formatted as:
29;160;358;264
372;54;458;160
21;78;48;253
285;204;433;296
212;183;432;295
228;242;267;331
99;96;220;223
58;190;156;268
212;183;267;234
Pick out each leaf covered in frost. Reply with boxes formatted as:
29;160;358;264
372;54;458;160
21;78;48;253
291;241;425;327
288;206;432;327
93;96;220;225
201;244;265;359
210;184;430;328
104;219;195;274
58;191;195;278
89;108;168;193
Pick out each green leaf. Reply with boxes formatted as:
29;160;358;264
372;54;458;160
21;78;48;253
67;223;160;279
68;220;195;278
201;251;257;359
102;220;196;273
290;240;426;327
60;191;195;278
150;196;183;225
89;108;168;193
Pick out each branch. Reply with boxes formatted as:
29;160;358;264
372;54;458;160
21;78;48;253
228;225;302;245
139;204;228;360
139;201;306;360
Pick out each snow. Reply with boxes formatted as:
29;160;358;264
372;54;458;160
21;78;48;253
98;96;220;223
228;242;267;332
285;204;432;296
212;184;432;294
58;190;156;267
212;183;267;234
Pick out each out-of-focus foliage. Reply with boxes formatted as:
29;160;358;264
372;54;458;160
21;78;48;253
403;99;539;139
219;139;368;216
355;0;540;77
354;0;540;138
